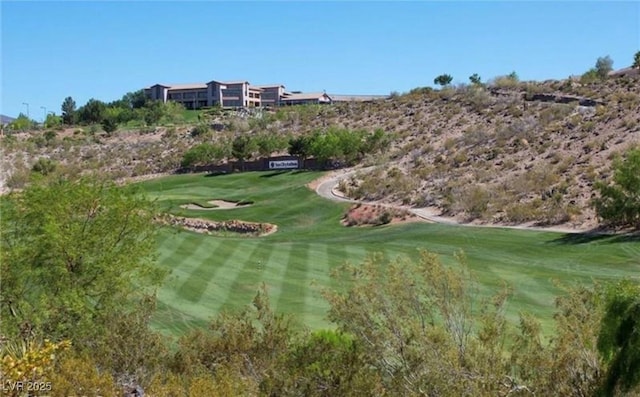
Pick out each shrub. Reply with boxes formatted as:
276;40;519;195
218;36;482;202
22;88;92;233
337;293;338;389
593;148;640;228
492;72;520;89
504;200;542;223
434;74;453;87
581;68;600;84
1;339;72;396
595;55;613;79
31;157;57;176
458;185;491;219
49;354;118;397
101;116;118;135
190;123;210;137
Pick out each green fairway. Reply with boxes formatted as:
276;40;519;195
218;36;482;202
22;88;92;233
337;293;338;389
139;171;640;336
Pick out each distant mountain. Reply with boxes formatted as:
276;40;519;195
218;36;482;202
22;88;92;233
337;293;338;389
1;114;16;125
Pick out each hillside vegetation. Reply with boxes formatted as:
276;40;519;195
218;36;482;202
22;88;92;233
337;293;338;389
1;69;640;395
3;74;639;230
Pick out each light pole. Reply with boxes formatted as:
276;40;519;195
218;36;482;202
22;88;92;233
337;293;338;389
40;106;47;123
22;102;30;118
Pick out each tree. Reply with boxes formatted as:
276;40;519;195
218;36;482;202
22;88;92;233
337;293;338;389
142;100;164;126
231;135;257;171
597;280;640;395
101;117;118;134
0;177;166;349
8;113;35;131
101;107;120;135
469;73;482;85
122;89;148;109
633;51;640;69
434;74;453;87
288;136;312;159
255;133;288;158
308;131;342;164
596;55;614;79
44;113;61;129
61;96;76;125
77;98;106;124
181;143;229;168
593;148;640;228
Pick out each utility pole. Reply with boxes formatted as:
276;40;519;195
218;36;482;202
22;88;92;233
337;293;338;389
22;102;29;118
40;106;47;123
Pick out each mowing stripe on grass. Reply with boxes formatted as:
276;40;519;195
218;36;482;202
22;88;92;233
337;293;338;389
262;242;293;308
345;244;368;265
326;243;349;269
166;236;223;283
159;234;220;294
276;243;310;317
157;235;225;323
206;241;259;314
140;172;640;336
156;230;191;266
155;230;175;261
223;242;275;311
305;243;330;327
178;243;230;303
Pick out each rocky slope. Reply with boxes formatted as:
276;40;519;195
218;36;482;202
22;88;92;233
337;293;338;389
2;75;639;229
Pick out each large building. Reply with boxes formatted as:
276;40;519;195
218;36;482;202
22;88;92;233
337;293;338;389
144;79;334;109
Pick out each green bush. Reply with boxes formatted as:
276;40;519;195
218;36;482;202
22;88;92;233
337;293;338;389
31;157;57;176
190;123;210;137
593;148;640;228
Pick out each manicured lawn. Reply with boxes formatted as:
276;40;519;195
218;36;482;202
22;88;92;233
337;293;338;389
138;171;640;336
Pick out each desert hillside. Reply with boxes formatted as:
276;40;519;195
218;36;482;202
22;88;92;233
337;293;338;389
2;74;639;230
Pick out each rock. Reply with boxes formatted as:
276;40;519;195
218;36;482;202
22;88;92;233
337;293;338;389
123;385;144;397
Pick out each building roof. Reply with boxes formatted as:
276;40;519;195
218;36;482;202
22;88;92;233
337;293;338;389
147;84;171;89
221;80;250;85
256;84;285;89
1;114;16;125
329;94;389;102
281;92;332;101
248;85;264;91
147;83;207;90
167;83;208;90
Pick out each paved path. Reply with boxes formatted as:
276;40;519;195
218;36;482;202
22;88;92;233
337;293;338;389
314;167;587;234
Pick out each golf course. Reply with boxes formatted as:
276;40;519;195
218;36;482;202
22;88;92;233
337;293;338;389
139;170;640;336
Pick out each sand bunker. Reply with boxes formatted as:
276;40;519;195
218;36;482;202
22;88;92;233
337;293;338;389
180;199;253;210
157;214;276;237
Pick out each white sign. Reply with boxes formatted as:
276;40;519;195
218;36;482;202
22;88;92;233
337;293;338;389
269;160;299;169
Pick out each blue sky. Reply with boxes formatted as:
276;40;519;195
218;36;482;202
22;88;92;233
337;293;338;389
1;1;638;120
